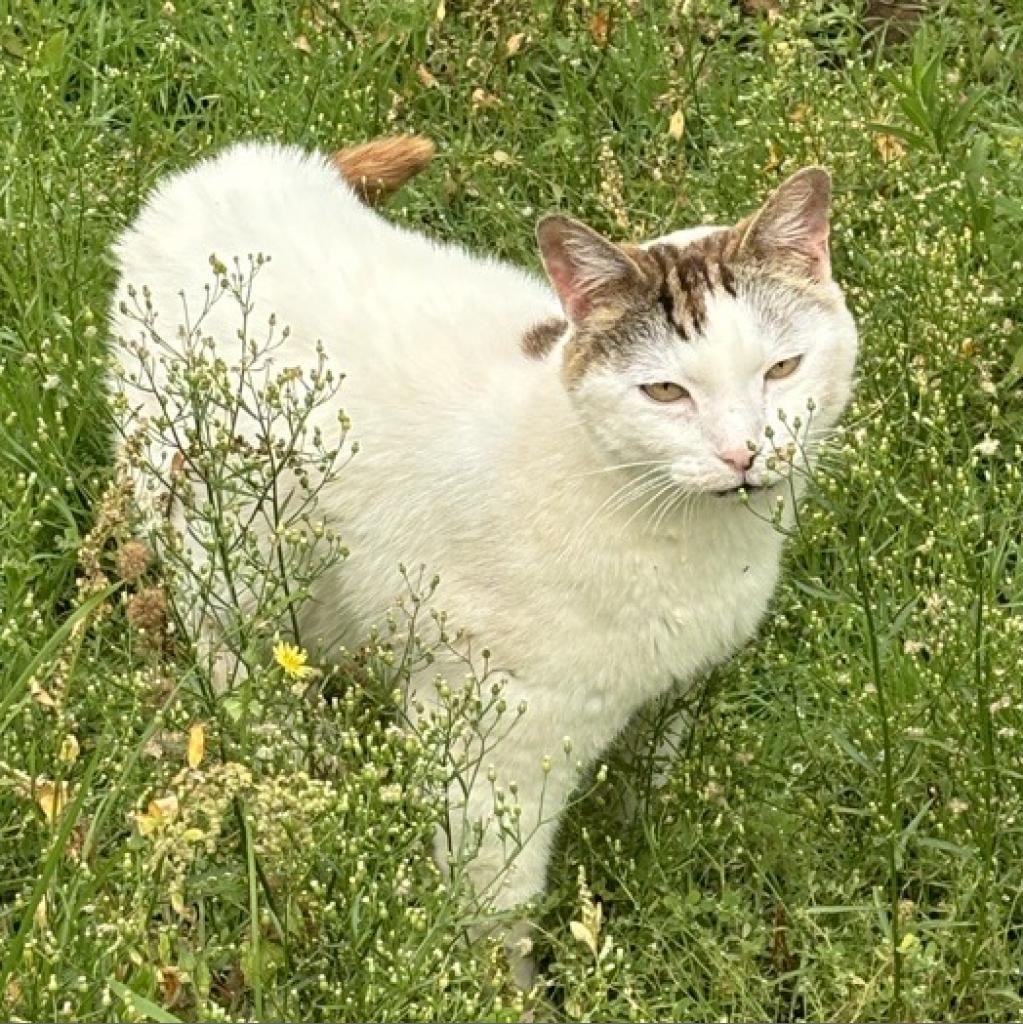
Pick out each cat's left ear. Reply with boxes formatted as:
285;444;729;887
740;167;831;281
536;214;643;323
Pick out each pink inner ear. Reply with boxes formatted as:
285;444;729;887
544;248;592;321
806;224;830;281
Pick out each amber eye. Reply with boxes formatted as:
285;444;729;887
640;382;689;403
766;355;803;381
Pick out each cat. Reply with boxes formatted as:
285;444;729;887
110;138;858;988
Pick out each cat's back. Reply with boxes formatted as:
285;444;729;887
112;142;555;381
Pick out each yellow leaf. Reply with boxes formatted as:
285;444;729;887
569;919;598;956
874;132;906;164
668;110;685;141
187;723;205;769
762;139;781;172
59;734;80;764
36;781;70;822
416;64;438;89
292;34;311;54
435;0;445;21
506;32;526;57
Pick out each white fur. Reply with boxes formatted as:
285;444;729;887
111;143;858;983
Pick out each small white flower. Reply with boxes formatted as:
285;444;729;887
973;436;1000;457
42;374;60;391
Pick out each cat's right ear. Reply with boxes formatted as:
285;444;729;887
536;215;642;324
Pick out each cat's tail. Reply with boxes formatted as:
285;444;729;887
331;135;436;206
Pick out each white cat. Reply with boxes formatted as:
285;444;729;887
111;141;857;987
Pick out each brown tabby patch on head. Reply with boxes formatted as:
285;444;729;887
559;228;746;386
625;230;745;341
522;317;567;359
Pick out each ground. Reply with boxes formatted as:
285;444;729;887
2;1;1023;1021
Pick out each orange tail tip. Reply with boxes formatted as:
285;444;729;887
331;135;436;206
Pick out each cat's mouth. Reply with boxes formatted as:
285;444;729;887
714;480;773;497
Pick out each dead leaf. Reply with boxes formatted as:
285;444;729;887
589;11;610;47
158;965;185;1008
569;919;598;956
668;110;685;140
874;132;906;163
741;0;780;20
5;977;22;1009
471;87;500;109
762;140;781;172
506;32;526;57
789;103;811;123
416;64;438;89
582;898;603;940
66;821;88;863
143;733;167;759
292;34;311;54
137;793;179;836
31;679;58;708
492;150;513;166
187;723;204;769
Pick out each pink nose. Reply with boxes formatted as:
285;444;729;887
718;447;755;473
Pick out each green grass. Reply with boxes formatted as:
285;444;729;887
3;0;1023;1019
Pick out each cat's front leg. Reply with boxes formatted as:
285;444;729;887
435;747;571;989
414;667;580;990
617;686;696;821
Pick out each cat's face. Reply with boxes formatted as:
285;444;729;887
536;169;858;502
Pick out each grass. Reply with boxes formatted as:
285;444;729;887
2;0;1023;1019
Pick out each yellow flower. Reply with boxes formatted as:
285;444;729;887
273;640;314;680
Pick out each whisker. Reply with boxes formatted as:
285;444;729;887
567;458;673;482
620;479;677;533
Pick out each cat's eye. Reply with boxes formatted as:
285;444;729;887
640;382;689;403
766;355;803;381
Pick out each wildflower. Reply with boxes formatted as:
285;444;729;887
973;436;1000;457
273;640;314;680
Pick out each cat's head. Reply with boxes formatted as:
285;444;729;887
533;168;858;501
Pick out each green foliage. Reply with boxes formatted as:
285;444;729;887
2;0;1023;1020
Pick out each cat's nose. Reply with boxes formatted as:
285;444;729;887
718;447;756;473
